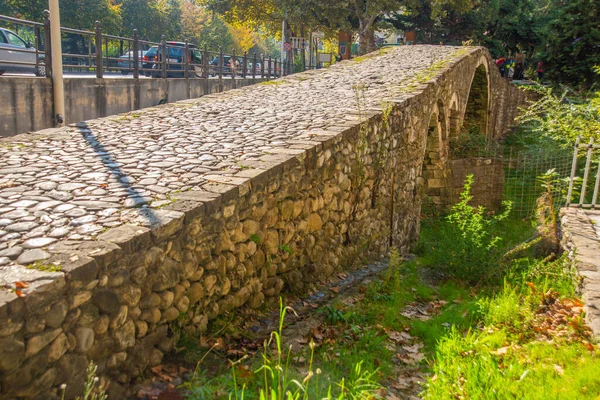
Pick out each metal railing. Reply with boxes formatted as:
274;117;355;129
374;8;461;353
0;14;48;75
566;137;600;208
1;12;295;79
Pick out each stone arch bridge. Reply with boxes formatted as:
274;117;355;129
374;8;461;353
0;46;530;399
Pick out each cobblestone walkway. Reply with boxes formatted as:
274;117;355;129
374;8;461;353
561;208;600;338
0;46;458;271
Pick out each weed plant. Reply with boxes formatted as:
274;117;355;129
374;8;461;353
184;299;381;400
420;174;513;284
59;362;107;400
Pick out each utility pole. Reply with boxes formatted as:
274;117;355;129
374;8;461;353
281;20;285;67
48;0;65;126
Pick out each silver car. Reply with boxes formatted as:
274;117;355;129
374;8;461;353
0;27;45;76
117;50;146;75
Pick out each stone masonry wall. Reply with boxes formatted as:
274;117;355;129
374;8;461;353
0;46;530;399
446;158;505;211
0;110;418;399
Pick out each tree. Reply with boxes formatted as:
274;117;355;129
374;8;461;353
0;0;47;22
540;0;600;86
230;22;255;53
352;0;402;54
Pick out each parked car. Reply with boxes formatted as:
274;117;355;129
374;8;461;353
151;42;202;78
142;46;158;76
209;55;244;76
0;27;45;76
118;50;147;75
248;62;261;75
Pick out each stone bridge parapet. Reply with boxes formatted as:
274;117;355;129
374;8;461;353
0;45;530;399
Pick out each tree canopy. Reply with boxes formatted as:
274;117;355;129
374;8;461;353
0;0;597;84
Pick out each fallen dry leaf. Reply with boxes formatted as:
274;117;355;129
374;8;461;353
388;330;412;344
402;343;423;353
0;181;17;189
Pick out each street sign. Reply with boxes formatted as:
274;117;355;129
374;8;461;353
318;53;332;63
283;41;292;52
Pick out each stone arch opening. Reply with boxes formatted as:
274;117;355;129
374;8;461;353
449;93;460;138
421;107;447;208
462;64;490;137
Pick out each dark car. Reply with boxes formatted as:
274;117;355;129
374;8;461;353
142;46;158;76
151;42;202;78
209;55;244;76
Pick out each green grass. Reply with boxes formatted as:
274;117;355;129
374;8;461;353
27;261;62;272
260;80;286;86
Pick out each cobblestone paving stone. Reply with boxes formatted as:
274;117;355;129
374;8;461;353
0;45;459;272
561;208;600;338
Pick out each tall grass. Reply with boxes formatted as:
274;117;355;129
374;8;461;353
185;298;382;400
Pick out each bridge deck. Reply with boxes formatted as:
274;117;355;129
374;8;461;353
0;45;459;271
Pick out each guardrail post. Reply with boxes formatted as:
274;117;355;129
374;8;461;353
202;45;209;78
132;29;139;79
261;55;265;79
218;47;223;80
95;21;103;78
34;24;41;74
43;10;52;78
231;48;236;80
161;35;167;78
268;57;272;80
184;40;189;79
253;53;257;79
242;51;247;78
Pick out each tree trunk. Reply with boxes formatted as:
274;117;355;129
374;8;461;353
358;20;375;55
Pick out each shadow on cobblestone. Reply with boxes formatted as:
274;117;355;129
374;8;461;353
77;123;159;225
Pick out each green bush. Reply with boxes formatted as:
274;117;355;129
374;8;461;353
517;81;600;148
449;127;489;158
424;175;512;283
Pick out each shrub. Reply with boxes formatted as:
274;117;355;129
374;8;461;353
429;175;512;283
